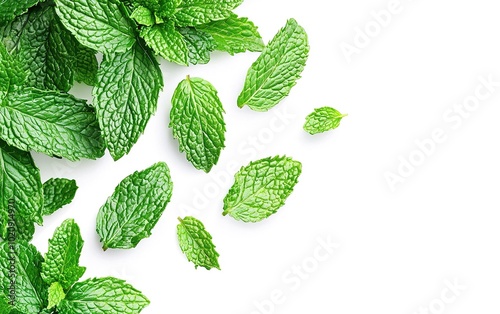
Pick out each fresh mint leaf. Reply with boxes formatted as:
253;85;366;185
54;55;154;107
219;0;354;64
0;139;43;241
41;219;86;290
135;0;179;17
223;156;302;222
170;76;226;172
0;42;25;95
47;282;65;309
177;216;220;270
58;277;150;314
197;14;264;55
173;0;243;27
237;19;309;111
130;6;155;26
178;27;216;65
96;162;173;250
73;46;98;86
94;40;163;160
304;107;347;135
0;241;47;313
54;0;136;53
0;293;11;314
0;88;105;161
140;21;189;65
0;0;39;23
42;178;78;216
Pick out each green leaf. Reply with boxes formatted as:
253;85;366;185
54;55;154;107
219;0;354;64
0;292;12;314
130;6;155;26
170;76;226;172
237;19;309;111
73;46;98;86
42;178;78;216
177;216;220;270
173;0;243;27
223;156;302;222
96;162;173;250
54;0;136;53
47;282;65;309
0;42;25;95
94;40;163;161
0;0;39;23
135;0;180;17
197;14;264;55
58;277;150;314
41;219;86;290
304;107;347;135
178;27;215;65
0;241;47;313
0;88;105;161
0;139;43;241
140;22;188;65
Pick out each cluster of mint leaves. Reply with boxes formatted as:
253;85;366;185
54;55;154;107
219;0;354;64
1;0;348;312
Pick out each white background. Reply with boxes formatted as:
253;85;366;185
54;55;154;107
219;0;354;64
31;0;500;313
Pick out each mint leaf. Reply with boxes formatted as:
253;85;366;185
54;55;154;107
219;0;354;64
0;241;47;313
42;219;86;290
0;293;12;313
173;0;243;27
0;0;39;23
47;282;65;309
177;216;220;270
170;76;226;172
0;88;105;161
58;277;149;314
94;40;163;160
0;42;25;95
73;46;98;86
304;107;347;135
179;27;216;65
54;0;136;53
223;156;302;222
130;6;155;26
140;22;189;65
237;19;309;111
0;139;43;241
197;14;264;55
42;178;78;216
96;162;173;250
135;0;179;17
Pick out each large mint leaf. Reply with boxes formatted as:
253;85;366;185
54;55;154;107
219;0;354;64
0;88;105;161
58;277;149;314
41;219;86;290
304;107;347;135
170;76;226;172
0;241;47;313
0;139;43;241
178;27;216;65
0;0;39;23
223;156;302;222
55;0;136;53
237;19;309;111
96;162;173;250
140;22;188;65
177;216;220;270
197;14;264;55
173;0;243;27
94;40;163;160
42;178;78;216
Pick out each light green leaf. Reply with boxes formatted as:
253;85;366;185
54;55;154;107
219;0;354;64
96;162;173;250
237;19;309;111
0;88;105;161
223;156;302;222
94;40;163;161
41;219;86;290
0;139;43;241
170;76;226;172
47;282;65;309
140;22;188;65
178;27;215;65
42;178;78;216
54;0;136;53
58;277;150;314
130;6;155;26
177;216;220;270
0;241;47;313
0;0;39;23
173;0;243;27
197;14;264;55
304;107;347;135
